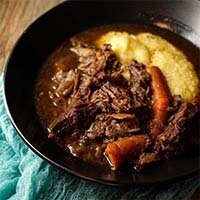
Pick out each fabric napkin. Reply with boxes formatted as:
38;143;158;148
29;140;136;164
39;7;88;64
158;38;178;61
0;75;199;200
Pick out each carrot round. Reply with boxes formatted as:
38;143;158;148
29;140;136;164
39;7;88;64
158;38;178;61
104;135;149;170
147;66;171;139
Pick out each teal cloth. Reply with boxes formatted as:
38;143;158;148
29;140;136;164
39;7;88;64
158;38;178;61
0;75;199;200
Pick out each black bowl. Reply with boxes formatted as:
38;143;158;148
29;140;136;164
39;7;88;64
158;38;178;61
3;0;200;186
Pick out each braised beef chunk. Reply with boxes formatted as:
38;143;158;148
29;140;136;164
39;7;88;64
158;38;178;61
155;103;199;157
135;102;199;169
135;152;160;171
50;103;99;136
71;75;93;105
86;113;139;141
80;44;113;76
73;44;122;85
128;61;152;125
91;82;132;113
129;61;152;109
54;70;76;98
71;44;96;58
49;69;80;109
167;95;182;115
70;44;97;69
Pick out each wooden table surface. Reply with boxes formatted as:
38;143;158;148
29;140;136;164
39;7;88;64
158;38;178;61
0;0;65;72
0;0;199;199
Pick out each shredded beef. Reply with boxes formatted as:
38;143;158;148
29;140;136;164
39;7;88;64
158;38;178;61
86;113;139;141
167;95;182;115
48;70;77;108
127;61;152;127
71;75;93;105
47;41;200;171
71;44;96;58
129;61;152;109
50;70;76;97
49;46;154;140
135;152;160;171
135;102;199;170
72;43;121;82
91;82;132;113
155;103;199;157
49;103;99;136
70;44;97;69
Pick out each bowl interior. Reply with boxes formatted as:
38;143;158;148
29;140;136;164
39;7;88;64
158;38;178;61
3;0;200;185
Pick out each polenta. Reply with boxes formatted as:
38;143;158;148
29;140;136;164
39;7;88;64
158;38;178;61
96;32;199;102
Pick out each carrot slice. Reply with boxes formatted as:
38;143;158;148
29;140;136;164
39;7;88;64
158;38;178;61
147;66;171;139
147;66;170;100
153;97;169;122
104;135;149;170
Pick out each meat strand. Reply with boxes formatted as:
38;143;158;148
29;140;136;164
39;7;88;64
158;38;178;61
86;113;139;142
91;82;133;113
